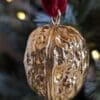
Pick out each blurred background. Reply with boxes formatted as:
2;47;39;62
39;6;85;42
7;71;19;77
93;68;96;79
0;0;100;100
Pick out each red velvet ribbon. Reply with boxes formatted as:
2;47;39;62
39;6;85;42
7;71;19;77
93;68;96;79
41;0;67;17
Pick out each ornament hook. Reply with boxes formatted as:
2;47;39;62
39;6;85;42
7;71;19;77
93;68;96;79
51;10;61;25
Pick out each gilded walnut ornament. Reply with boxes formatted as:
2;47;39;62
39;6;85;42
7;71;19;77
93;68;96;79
24;25;89;100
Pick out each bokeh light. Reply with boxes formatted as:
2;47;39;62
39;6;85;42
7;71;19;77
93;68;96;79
17;11;26;20
91;50;100;60
6;0;12;3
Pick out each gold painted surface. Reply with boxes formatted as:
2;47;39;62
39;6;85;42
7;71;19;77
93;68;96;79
24;25;89;100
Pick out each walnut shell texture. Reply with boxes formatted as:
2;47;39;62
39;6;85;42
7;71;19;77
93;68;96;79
24;25;89;100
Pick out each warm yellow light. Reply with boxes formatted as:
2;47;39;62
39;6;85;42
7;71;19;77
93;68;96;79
91;50;100;60
17;11;26;20
6;0;12;3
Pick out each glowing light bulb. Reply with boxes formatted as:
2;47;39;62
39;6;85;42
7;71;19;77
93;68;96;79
17;11;26;20
91;50;100;60
6;0;12;3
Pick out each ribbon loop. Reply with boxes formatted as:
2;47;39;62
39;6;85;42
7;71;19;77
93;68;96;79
41;0;67;17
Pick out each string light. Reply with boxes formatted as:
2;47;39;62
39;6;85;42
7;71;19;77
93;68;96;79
17;11;26;20
6;0;12;3
91;50;100;60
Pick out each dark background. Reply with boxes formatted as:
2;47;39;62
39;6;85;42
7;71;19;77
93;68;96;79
0;0;100;100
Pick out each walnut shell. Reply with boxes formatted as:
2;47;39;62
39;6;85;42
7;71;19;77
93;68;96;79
24;25;89;100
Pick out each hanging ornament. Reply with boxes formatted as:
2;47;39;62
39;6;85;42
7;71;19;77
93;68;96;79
24;0;89;100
